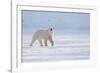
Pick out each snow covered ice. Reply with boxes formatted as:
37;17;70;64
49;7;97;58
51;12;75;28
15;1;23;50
21;34;90;62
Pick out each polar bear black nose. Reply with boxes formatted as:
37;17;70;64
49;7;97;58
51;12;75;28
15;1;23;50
50;28;53;31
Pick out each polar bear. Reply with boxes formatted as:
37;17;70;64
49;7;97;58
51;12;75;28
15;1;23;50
30;27;54;46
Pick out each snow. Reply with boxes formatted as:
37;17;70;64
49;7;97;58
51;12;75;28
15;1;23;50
22;34;90;62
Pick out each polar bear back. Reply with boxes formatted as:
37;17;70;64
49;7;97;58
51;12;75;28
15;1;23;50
33;29;52;40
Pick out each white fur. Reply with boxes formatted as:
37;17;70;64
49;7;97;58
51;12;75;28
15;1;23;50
30;28;54;46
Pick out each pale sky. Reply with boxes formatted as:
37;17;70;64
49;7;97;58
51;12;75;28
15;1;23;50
22;10;90;35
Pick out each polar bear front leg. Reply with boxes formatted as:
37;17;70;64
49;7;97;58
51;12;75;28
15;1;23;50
38;39;43;46
48;35;54;46
44;39;48;46
49;39;54;46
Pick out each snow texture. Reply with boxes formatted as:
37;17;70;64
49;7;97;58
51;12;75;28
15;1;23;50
22;34;90;62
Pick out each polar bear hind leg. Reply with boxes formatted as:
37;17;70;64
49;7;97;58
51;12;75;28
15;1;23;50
30;36;37;46
48;35;54;46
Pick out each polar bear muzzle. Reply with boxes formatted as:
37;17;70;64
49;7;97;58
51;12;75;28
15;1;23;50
50;28;53;31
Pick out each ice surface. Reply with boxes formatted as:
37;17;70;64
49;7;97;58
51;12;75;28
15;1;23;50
22;34;90;62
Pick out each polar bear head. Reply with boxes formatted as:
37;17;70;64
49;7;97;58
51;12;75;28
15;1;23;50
48;27;54;34
49;27;54;31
